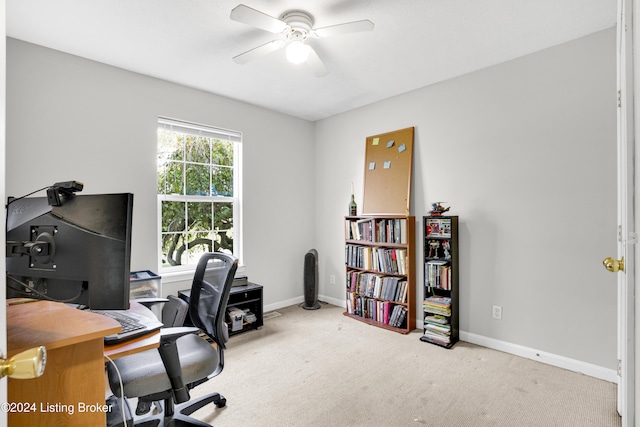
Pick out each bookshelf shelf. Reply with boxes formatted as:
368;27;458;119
344;215;416;334
421;215;459;348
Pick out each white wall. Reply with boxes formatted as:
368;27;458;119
315;28;618;369
6;38;316;307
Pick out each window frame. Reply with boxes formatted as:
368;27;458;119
156;117;243;276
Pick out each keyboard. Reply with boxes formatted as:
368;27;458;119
88;309;163;344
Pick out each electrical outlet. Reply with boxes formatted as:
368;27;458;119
330;274;336;285
492;305;502;320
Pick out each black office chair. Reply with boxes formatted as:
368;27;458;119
106;252;238;427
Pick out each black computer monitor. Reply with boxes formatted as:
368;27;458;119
6;192;134;310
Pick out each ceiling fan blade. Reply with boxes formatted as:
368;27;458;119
314;20;374;38
233;40;284;64
306;46;328;77
230;4;288;34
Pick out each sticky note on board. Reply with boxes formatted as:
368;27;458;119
369;162;376;170
383;161;391;169
386;140;395;148
398;143;406;153
372;138;379;145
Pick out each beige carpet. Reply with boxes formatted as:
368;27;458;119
189;303;620;427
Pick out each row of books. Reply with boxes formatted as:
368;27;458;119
345;244;408;275
425;261;452;291
426;217;452;238
346;218;408;244
346;292;408;328
423;295;451;317
346;271;408;303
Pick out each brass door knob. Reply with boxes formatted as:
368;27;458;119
603;256;625;273
0;346;46;379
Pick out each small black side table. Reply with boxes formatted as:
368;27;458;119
179;282;263;336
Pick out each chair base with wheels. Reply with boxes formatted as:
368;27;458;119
127;392;226;427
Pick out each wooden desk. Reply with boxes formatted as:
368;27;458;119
6;300;159;426
104;331;160;360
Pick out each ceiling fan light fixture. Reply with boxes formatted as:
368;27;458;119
230;4;374;76
286;41;309;64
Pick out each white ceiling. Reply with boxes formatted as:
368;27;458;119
7;1;616;121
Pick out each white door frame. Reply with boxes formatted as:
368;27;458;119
618;1;635;425
0;1;8;424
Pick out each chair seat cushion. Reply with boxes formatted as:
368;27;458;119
107;333;219;398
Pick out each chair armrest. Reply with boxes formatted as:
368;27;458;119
156;326;201;404
133;297;169;309
159;326;200;343
222;322;229;345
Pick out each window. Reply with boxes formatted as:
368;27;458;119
157;117;242;272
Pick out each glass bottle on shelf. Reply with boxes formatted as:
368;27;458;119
349;193;357;216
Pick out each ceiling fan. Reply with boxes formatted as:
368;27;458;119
230;4;374;77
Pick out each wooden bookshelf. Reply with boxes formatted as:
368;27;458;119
421;215;459;348
344;215;416;334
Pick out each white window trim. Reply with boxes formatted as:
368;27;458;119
157;117;243;275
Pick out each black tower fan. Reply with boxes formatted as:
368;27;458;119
303;249;320;310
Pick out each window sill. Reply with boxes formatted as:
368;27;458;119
159;264;246;284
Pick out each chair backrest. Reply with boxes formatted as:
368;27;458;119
189;252;238;349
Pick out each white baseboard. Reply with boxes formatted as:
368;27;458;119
263;294;344;313
263;296;304;313
318;294;345;307
460;331;618;383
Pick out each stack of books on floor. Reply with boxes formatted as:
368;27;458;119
422;296;452;346
423;314;451;345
